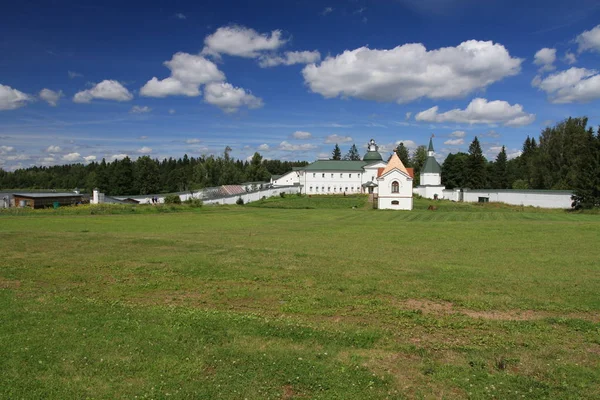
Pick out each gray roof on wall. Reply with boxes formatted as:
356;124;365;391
13;192;82;198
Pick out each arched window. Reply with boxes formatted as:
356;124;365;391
391;181;399;193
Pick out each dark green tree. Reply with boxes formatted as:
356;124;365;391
411;145;427;186
492;146;508;189
571;126;600;208
134;156;160;195
344;144;361;161
466;137;487;189
441;152;469;189
394;142;411;167
331;144;342;160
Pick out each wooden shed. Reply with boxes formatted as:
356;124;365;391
13;193;83;209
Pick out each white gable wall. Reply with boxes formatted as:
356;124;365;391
272;170;300;186
377;169;413;210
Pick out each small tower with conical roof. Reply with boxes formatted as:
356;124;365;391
420;137;442;186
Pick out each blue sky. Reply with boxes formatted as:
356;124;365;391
2;0;600;170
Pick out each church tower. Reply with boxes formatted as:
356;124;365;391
363;139;383;162
420;137;442;186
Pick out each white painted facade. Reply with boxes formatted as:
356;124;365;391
414;185;446;200
421;173;441;186
377;168;413;210
271;170;300;187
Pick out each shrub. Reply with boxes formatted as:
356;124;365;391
236;197;244;205
280;192;286;198
164;194;182;204
184;198;203;207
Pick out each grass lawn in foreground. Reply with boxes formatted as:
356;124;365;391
1;197;599;399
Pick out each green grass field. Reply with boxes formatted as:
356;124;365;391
1;197;599;399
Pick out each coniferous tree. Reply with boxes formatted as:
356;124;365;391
331;144;342;160
466;137;487;189
394;142;411;167
411;145;428;186
493;146;508;189
441;152;468;189
344;144;361;160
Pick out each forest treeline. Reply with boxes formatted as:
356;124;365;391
0;149;307;196
1;117;599;207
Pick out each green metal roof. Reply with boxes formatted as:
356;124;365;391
421;156;441;174
303;160;367;171
428;137;434;152
363;151;383;161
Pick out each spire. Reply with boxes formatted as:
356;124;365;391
380;151;408;177
428;137;434;152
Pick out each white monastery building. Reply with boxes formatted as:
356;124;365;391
272;139;414;210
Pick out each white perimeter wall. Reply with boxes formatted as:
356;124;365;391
203;186;301;205
462;190;573;209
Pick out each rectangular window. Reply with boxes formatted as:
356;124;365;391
349;174;352;178
340;173;343;178
478;197;489;203
310;186;313;192
345;187;348;192
316;187;319;192
331;173;334;178
328;187;331;192
313;173;315;178
322;173;325;178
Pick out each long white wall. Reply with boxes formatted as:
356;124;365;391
461;189;573;209
203;186;300;205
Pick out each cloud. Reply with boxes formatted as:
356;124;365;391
186;139;201;144
292;131;313;139
302;40;522;103
576;24;600;53
0;145;15;154
175;13;186;20
62;152;81;162
68;71;83;79
415;98;535;126
564;51;577;65
0;84;33;110
138;136;148;140
73;80;133;103
140;52;225;97
257;144;270;151
444;138;464;145
279;141;318;151
168;108;176;114
202;25;287;59
533;48;556;72
110;154;128;161
354;7;367;14
203;82;263;113
259;50;321;67
405;112;412;120
324;134;353;144
481;130;501;138
39;88;63;106
321;7;334;16
83;155;97;162
532;67;600;103
137;146;152;154
46;145;61;153
449;130;466;138
130;105;151;113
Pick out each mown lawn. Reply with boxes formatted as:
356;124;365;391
1;198;599;399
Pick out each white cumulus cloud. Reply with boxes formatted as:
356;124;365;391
259;50;321;67
576;24;600;53
564;51;577;65
137;146;152;154
84;155;97;162
302;40;522;103
292;131;313;139
415;98;535;127
533;48;556;72
0;145;15;154
140;52;225;97
186;139;201;144
257;144;270;151
532;67;600;103
111;154;128;161
0;84;33;110
130;105;151;113
203;82;263;113
46;145;61;153
279;141;318;151
202;25;287;59
74;80;133;103
62;152;81;162
324;134;353;144
39;88;63;106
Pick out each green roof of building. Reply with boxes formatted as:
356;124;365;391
428;137;434;152
303;160;367;171
422;156;441;174
363;151;383;161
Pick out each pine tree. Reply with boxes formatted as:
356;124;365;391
411;145;427;186
466;137;487;189
331;144;342;160
344;144;361;160
493;146;508;189
394;142;411;167
134;156;160;195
